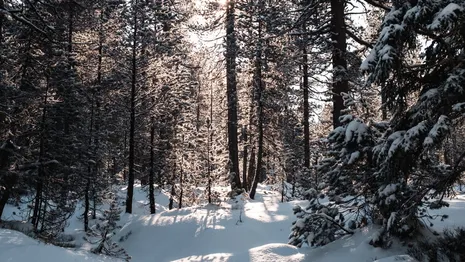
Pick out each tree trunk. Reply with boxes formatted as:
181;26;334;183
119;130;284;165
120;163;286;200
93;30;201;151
179;135;184;209
169;182;175;210
302;22;310;169
149;117;156;214
0;190;9;221
207;85;213;204
249;1;264;200
84;176;90;231
330;0;349;128
247;147;255;191
32;75;49;229
84;96;94;232
126;0;138;214
225;0;241;191
242;126;248;191
0;0;4;45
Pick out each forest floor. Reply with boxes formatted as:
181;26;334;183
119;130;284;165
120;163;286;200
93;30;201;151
2;183;465;261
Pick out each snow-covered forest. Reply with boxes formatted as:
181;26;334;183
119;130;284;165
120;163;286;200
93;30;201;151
1;0;465;261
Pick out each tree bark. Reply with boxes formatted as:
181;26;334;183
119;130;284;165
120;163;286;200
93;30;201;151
242;126;248;191
149;116;156;214
330;0;349;128
32;75;49;229
302;21;310;169
249;0;264;200
126;0;138;214
225;0;241;191
179;135;184;209
0;0;4;45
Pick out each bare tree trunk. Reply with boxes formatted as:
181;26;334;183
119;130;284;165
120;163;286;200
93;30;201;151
0;141;15;220
226;0;241;191
302;21;310;169
330;0;349;128
84;97;94;232
84;175;90;231
32;75;49;229
207;85;213;204
248;147;255;191
149;116;156;214
0;0;4;45
179;135;184;209
92;7;104;221
242;126;248;191
249;0;264;200
126;0;138;214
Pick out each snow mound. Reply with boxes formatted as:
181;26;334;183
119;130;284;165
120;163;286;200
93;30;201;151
374;255;417;262
247;244;304;262
0;229;119;262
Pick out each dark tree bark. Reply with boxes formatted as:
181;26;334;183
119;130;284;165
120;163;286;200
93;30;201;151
84;174;90;231
0;0;4;45
32;75;49;229
248;147;255;190
84;98;94;232
249;0;264;200
207;84;213;204
330;0;349;128
302;21;310;169
225;0;241;191
149;116;156;214
126;0;138;214
0;141;18;221
179;135;184;209
242;126;248;191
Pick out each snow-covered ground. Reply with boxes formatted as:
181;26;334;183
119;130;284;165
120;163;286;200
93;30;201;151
0;229;118;262
2;183;465;261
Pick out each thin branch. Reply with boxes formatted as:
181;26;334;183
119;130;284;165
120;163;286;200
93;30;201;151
346;29;373;48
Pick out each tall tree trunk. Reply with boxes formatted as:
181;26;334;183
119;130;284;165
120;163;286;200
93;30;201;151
330;0;348;128
0;0;4;46
249;1;264;200
84;96;94;232
32;75;49;229
149;116;156;214
242;126;248;191
207;84;213;204
302;21;310;169
179;135;184;209
248;147;255;190
84;175;90;231
0;190;9;221
92;7;104;221
225;0;241;191
0;140;14;221
126;0;138;214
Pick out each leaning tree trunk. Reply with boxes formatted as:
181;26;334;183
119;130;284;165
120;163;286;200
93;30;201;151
330;0;349;128
225;0;241;192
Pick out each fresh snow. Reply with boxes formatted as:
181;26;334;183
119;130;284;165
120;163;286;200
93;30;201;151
428;3;463;30
0;229;119;262
3;183;465;261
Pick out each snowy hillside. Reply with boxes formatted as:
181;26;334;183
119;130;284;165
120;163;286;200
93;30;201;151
0;229;118;262
4;183;453;261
